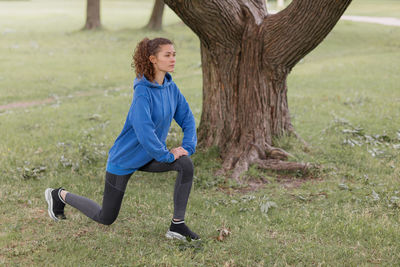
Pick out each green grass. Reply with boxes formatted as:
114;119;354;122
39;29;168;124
1;0;400;265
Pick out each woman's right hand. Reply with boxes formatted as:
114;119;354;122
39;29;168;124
170;147;188;160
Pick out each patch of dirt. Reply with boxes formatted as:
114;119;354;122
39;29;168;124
217;177;269;195
276;175;323;190
278;177;308;189
218;174;322;194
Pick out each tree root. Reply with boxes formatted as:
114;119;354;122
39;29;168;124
250;142;294;160
252;159;311;172
217;144;315;182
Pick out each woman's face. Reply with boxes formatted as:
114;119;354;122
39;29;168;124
150;44;176;74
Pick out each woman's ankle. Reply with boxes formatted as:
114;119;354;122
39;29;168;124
60;190;68;202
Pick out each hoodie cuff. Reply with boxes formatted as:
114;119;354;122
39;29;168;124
165;152;175;163
182;144;194;156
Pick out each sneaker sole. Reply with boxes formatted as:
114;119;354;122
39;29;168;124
165;231;201;241
165;230;186;241
44;188;59;222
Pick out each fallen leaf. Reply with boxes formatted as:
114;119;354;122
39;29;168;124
338;183;349;190
372;190;380;201
216;226;231;242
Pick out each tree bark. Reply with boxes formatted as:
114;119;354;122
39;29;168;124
83;0;101;30
145;0;165;31
164;0;352;180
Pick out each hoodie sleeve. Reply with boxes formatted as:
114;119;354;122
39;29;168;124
129;95;175;163
174;89;197;156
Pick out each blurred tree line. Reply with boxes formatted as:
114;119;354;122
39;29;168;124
83;0;289;30
84;0;164;30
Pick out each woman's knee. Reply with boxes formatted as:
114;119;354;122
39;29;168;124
175;156;194;182
176;156;194;171
97;211;119;225
101;216;117;226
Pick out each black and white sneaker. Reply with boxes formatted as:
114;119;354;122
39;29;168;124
44;187;66;221
166;220;200;241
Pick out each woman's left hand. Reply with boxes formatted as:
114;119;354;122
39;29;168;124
170;147;188;160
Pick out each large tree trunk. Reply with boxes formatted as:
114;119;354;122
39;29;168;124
83;0;101;30
145;0;165;31
164;0;352;180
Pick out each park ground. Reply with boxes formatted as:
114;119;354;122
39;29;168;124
1;0;400;266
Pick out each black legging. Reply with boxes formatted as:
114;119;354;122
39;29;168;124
65;156;194;225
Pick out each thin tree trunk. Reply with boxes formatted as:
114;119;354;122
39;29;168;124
145;0;165;31
84;0;101;30
164;0;352;180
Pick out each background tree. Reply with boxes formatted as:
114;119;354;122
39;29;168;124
164;0;353;180
83;0;101;30
145;0;165;31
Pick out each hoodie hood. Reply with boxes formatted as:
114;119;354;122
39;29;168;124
133;72;173;90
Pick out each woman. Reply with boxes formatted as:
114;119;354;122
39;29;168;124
45;37;199;241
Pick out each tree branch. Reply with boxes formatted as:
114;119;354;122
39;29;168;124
262;0;352;69
240;0;267;25
248;0;266;9
164;0;244;49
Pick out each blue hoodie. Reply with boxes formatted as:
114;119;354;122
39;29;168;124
106;73;197;175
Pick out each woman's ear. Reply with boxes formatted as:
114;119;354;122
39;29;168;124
149;55;157;64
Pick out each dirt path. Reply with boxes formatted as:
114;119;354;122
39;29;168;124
341;15;400;26
0;98;55;110
270;11;400;27
0;90;106;111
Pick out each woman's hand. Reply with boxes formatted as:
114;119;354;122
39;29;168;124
170;147;188;160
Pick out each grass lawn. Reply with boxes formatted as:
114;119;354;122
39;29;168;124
1;0;400;266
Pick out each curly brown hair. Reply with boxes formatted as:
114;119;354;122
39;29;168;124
132;37;174;82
